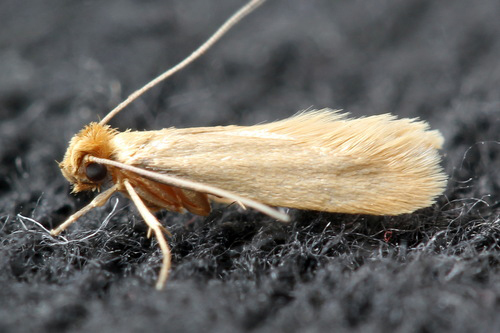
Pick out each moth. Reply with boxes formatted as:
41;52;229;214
51;0;447;290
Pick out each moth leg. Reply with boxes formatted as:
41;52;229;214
123;180;171;290
207;195;247;210
51;184;119;236
92;157;291;222
235;201;247;210
147;225;172;239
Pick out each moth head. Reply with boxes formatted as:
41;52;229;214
59;122;118;193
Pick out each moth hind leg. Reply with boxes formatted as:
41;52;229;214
176;188;211;216
208;195;247;210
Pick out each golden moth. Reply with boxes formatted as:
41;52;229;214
51;0;447;290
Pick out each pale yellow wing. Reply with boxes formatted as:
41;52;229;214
111;109;446;215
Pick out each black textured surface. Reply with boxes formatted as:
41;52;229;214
1;0;499;332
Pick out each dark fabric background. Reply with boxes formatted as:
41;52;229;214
0;0;499;332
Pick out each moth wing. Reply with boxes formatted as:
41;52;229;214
112;109;446;215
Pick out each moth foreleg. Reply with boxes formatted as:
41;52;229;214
51;184;119;236
123;180;171;290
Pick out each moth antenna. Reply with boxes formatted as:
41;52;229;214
90;156;291;222
100;0;266;125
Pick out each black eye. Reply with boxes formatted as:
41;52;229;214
86;163;107;182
